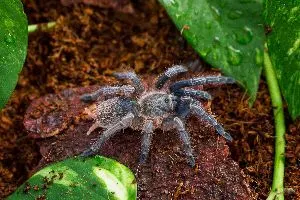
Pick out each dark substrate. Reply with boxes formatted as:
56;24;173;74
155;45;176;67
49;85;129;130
0;0;299;199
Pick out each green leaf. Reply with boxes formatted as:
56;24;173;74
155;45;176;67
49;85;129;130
159;0;265;103
264;1;300;120
0;0;28;109
8;156;137;200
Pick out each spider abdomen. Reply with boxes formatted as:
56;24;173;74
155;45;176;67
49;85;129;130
96;97;137;128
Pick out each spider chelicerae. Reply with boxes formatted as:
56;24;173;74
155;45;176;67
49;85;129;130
79;65;235;167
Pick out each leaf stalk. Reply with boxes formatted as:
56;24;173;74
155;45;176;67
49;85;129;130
28;21;56;33
264;47;286;200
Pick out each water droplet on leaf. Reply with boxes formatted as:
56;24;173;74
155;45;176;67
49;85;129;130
227;46;242;65
255;48;263;66
163;0;177;6
214;36;221;45
210;6;221;20
4;33;16;44
211;51;218;60
4;20;14;28
205;21;212;29
227;10;243;19
199;48;211;57
235;26;253;45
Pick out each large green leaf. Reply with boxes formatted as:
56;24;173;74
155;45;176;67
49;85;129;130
0;0;27;109
159;0;265;103
264;1;300;120
8;156;137;200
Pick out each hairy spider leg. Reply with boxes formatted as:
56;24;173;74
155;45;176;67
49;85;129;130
156;65;188;89
190;103;233;141
170;76;235;92
139;120;154;163
80;85;135;102
173;89;212;100
173;117;195;167
80;113;135;157
113;72;144;93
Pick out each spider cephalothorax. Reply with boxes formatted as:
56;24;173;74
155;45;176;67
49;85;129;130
80;65;235;167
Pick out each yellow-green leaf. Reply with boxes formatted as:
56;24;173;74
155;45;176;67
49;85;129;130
8;156;137;200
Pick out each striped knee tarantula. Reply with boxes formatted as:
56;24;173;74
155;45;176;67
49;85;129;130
80;65;235;167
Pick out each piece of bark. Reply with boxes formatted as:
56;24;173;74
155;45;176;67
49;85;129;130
24;86;98;138
60;0;135;14
24;80;255;199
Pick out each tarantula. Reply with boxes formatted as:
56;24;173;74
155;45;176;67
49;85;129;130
79;65;235;167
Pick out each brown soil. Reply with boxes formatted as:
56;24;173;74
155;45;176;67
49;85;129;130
0;0;299;199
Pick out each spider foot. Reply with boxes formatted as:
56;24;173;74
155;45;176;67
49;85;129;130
139;153;148;164
191;104;233;142
173;117;195;168
187;155;195;168
221;132;233;142
80;94;96;102
79;148;96;158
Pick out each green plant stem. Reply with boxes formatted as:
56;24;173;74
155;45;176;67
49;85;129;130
28;21;56;33
264;47;286;200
